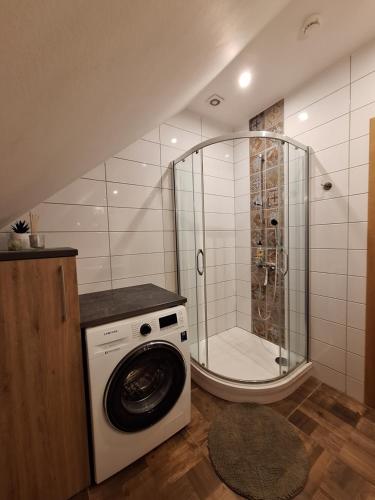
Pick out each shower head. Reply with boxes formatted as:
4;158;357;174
270;218;278;226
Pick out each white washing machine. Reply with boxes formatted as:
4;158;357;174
84;305;191;483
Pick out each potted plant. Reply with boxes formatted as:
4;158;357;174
8;220;30;250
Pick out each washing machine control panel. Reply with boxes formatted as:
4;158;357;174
86;305;188;360
131;309;185;339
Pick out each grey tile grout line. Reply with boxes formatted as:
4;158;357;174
344;56;353;395
103;161;114;290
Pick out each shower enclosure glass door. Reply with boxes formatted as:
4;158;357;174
173;132;309;385
174;151;208;367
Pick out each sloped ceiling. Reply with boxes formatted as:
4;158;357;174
0;0;289;226
189;0;375;128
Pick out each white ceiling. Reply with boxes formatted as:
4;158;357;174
0;0;289;227
188;0;375;129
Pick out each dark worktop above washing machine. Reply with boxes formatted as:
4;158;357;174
79;284;187;329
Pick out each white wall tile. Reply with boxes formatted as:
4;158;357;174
160;124;201;151
310;223;347;249
285;86;350;137
108;207;163;232
203;156;234;179
348;164;369;195
111;253;164;280
346;376;364;403
109;231;164;255
347;301;366;330
235;158;249;179
205;194;234;214
347;327;365;356
37;203;108;232
115;139;160;166
312;362;346;393
46;178;106;206
351;71;375;110
350;101;375;139
349;135;369;167
113;274;166;289
310;294;347;324
310;272;347;300
347;275;366;303
204;142;233;163
235;194;250;213
107;182;162;209
348;222;368;249
309;142;348;178
106;158;161;187
82;163;106;180
205;176;234;197
76;257;111;285
295;114;349;153
349;193;368;222
310;197;348;224
346;352;365;381
348;249;367;277
235;177;250;197
310;317;346;349
142;127;160;143
310;249;347;274
234;139;249;163
205;247;235;266
285;57;350;118
311;339;346;373
310;169;348;201
46;232;109;258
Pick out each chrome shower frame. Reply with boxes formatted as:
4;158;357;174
171;131;310;384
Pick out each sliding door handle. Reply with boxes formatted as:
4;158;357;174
196;249;204;276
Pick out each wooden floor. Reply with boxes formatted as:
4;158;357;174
85;377;375;499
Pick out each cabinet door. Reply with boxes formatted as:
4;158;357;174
0;257;89;500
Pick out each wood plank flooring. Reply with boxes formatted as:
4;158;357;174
85;377;375;499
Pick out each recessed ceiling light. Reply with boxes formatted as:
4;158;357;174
298;111;308;122
171;137;177;144
113;190;118;195
225;154;230;158
238;71;252;88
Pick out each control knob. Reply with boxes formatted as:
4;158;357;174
140;323;152;336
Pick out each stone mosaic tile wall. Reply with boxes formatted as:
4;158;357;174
249;100;285;346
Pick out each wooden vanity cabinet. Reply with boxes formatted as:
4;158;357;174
0;250;90;499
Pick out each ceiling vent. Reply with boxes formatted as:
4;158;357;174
207;94;224;107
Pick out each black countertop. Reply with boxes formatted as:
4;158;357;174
79;284;187;329
0;247;78;261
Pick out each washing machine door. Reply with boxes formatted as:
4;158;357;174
104;340;186;432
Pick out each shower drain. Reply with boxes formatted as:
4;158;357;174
275;356;288;366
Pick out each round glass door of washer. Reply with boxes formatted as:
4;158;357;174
104;341;186;432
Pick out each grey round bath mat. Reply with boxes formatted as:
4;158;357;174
208;404;309;500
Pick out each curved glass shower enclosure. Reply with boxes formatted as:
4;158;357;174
172;132;309;387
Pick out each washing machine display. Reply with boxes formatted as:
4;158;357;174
105;340;186;432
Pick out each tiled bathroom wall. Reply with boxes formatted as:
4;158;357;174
0;110;236;337
284;37;375;402
248;101;285;346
